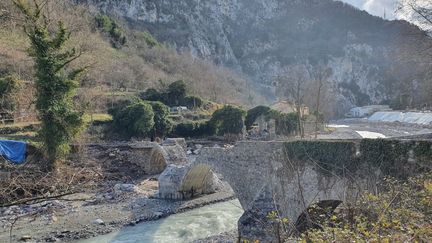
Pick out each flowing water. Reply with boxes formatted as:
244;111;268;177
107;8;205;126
77;199;243;243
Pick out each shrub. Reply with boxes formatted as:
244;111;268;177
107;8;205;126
138;31;160;48
110;99;171;139
269;110;299;136
209;105;246;136
139;88;163;102
245;106;298;136
149;101;172;138
95;14;111;32
245;105;271;130
166;80;187;106
172;122;195;137
172;121;212;138
108;96;141;117
184;95;204;109
95;13;126;48
300;173;432;242
112;101;154;138
140;80;207;110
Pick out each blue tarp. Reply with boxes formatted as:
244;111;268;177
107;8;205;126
0;140;27;164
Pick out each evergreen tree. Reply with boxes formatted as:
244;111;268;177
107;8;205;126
167;80;187;106
13;0;86;168
112;101;155;138
150;101;172;138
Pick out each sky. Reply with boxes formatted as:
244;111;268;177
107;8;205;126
339;0;398;19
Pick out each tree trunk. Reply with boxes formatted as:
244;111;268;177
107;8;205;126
314;84;322;139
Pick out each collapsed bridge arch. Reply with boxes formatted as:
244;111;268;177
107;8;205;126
127;140;188;175
180;164;215;198
158;163;221;200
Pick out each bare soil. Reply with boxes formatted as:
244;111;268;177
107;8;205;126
0;144;234;243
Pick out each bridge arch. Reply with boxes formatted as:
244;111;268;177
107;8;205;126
157;139;432;242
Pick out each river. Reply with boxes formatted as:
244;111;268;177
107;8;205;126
77;199;243;243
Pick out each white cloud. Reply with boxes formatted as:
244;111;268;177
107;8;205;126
339;0;398;19
363;0;397;19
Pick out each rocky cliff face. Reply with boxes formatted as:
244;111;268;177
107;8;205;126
79;0;432;113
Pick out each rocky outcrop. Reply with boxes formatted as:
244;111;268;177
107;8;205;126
79;0;432;111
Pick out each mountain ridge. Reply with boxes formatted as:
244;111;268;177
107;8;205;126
79;0;432;116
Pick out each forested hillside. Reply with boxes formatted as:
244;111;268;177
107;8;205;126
79;0;432;116
0;0;262;117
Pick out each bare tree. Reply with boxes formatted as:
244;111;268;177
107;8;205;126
398;0;432;33
307;63;332;139
394;1;432;110
276;64;310;138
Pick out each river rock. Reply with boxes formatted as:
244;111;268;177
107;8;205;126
114;183;137;193
92;219;105;225
19;235;32;241
44;236;60;242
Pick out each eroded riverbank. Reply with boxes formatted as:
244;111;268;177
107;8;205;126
0;179;236;243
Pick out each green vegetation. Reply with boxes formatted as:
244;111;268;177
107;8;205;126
136;31;161;48
1;1;257;124
284;140;357;175
184;96;204;109
140;80;199;108
95;14;127;48
300;173;432;242
171;121;212;138
266;173;432;242
209;105;246;136
140;88;162;102
166;80;187;106
171;105;246;138
270;110;299;136
111;101;154;138
245;106;299;136
109;98;172;139
140;80;207;110
13;0;86;167
245;106;271;130
284;139;431;177
149;101;172;138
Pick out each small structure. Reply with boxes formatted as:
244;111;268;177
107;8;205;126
248;115;276;140
345;105;391;118
170;106;188;114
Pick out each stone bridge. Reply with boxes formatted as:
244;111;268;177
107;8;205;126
158;139;432;241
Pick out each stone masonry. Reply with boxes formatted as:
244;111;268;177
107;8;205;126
180;139;432;242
